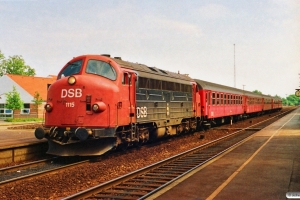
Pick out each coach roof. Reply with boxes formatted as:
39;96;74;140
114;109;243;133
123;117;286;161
195;79;245;95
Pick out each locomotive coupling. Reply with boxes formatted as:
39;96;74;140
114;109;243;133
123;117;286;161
35;127;47;139
75;127;89;141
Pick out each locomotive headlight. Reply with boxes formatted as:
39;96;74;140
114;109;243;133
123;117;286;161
68;76;76;85
92;102;107;113
45;103;53;112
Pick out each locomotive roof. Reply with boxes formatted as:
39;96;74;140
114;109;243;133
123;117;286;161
195;79;274;99
111;57;193;84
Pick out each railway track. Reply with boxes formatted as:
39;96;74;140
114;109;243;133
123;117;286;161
62;109;292;200
0;157;89;186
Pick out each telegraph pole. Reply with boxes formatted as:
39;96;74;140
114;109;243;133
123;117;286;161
234;44;236;88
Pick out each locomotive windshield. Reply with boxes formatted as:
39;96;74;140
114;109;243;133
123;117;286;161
86;59;116;80
58;60;83;79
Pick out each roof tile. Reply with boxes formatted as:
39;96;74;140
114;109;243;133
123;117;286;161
7;74;57;100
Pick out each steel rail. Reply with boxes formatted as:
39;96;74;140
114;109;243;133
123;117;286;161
0;157;89;186
63;109;293;200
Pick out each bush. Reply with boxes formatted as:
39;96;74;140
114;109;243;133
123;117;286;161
4;118;44;122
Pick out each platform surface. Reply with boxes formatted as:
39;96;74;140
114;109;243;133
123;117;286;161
0;121;45;149
151;108;300;200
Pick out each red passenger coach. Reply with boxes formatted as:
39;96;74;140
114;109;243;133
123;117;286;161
194;79;282;128
195;79;244;127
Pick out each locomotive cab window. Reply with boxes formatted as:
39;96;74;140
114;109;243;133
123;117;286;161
86;60;117;80
58;60;83;79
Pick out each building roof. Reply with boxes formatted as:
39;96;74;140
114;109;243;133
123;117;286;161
0;74;57;103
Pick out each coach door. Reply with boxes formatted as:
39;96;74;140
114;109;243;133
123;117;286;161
206;91;211;116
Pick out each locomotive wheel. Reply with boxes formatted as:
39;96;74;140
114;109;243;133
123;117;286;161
118;143;128;152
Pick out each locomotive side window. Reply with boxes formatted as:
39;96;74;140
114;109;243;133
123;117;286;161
58;60;83;79
86;60;116;80
139;77;191;93
122;73;129;85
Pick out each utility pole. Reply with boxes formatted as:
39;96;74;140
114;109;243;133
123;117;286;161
234;44;236;88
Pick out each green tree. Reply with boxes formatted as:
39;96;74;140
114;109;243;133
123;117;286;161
31;91;43;109
0;50;36;76
0;50;5;75
282;94;300;106
252;90;262;94
5;86;24;112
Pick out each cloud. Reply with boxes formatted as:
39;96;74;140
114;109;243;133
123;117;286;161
143;16;203;39
195;3;230;19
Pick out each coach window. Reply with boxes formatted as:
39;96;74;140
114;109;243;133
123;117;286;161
216;93;219;105
227;94;229;105
220;94;223;105
224;94;227;105
86;60;116;80
212;92;215;105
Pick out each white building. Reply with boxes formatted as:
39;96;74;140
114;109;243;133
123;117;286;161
0;74;56;119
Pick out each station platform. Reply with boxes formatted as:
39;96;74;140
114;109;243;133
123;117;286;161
151;107;300;200
0;121;46;149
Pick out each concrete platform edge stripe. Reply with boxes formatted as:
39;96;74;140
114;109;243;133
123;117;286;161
205;112;297;200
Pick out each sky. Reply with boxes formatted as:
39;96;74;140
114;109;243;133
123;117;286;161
0;0;299;98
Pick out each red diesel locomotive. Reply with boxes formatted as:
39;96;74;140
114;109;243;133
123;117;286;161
35;54;199;156
35;54;282;156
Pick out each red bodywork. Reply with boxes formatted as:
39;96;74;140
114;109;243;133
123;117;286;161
45;55;136;129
